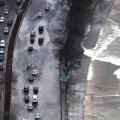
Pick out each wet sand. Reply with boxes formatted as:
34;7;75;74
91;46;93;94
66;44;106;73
84;60;120;120
84;0;120;120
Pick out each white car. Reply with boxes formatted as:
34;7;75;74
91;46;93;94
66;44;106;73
4;8;8;14
0;40;5;48
35;114;40;120
32;69;38;76
0;48;4;54
3;27;9;34
0;17;4;23
37;12;42;18
32;95;38;103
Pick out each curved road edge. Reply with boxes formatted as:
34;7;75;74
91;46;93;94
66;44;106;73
3;0;32;119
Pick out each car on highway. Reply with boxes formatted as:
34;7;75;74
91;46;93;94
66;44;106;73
28;46;33;52
4;8;8;14
24;95;29;103
32;69;38;76
0;17;4;23
45;4;50;11
30;37;35;44
0;63;3;71
37;12;42;18
33;87;38;94
3;27;9;34
38;25;44;34
27;104;33;111
35;114;41;120
32;95;38;104
23;86;29;94
25;63;32;70
7;19;12;26
22;118;27;120
38;37;44;46
0;48;4;54
0;54;4;61
0;39;5;48
16;0;21;5
0;73;3;84
30;32;36;44
29;75;34;82
30;32;36;38
0;0;4;6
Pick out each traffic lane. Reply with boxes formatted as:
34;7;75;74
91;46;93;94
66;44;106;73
12;16;61;118
11;0;68;119
19;0;57;35
0;1;19;119
19;0;47;35
12;43;60;120
11;2;61;120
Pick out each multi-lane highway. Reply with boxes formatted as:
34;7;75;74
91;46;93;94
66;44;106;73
0;0;70;120
0;0;111;120
9;0;69;120
0;0;22;119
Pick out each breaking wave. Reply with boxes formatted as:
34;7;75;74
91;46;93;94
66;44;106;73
82;19;120;79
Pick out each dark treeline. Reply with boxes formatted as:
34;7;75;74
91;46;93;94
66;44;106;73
60;0;97;72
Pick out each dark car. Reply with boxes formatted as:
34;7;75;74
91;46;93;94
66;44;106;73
7;19;12;26
30;32;36;38
38;26;44;34
23;86;29;94
0;75;3;84
24;95;29;103
16;0;21;5
0;63;3;71
30;37;35;44
45;4;50;11
30;32;36;44
0;54;4;61
28;46;33;52
33;87;38;94
29;75;34;82
38;37;44;46
27;104;33;111
0;0;4;6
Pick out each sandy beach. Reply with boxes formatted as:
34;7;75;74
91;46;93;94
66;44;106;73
84;0;120;120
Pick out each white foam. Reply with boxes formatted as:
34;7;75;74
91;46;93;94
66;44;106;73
87;63;94;81
114;68;120;79
83;19;120;80
83;19;120;58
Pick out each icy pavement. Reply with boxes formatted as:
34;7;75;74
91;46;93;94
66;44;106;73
11;0;69;120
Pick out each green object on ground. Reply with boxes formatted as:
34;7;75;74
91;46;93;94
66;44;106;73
60;74;70;82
